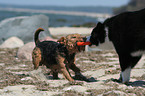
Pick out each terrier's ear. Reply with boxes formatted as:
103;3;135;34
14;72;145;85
57;37;66;44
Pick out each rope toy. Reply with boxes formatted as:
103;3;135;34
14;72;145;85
77;42;91;46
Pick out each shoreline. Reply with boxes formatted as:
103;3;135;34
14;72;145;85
0;8;111;18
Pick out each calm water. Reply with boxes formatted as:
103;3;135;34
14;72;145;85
0;10;98;27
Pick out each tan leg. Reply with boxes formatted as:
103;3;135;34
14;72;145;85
32;47;42;69
57;55;74;81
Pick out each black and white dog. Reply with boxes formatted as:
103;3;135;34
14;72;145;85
87;8;145;83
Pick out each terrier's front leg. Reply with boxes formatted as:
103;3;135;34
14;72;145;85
57;55;74;81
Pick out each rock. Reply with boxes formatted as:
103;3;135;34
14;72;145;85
17;42;35;61
0;15;50;44
0;37;24;48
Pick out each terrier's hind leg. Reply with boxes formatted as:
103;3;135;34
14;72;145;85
32;47;42;69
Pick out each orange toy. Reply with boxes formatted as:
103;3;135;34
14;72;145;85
77;42;91;46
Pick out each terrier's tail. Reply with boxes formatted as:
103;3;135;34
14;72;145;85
34;28;44;45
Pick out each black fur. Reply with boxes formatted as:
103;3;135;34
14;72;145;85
36;41;68;66
90;8;145;83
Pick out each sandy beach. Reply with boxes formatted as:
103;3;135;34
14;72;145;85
49;27;93;36
0;48;144;96
0;24;144;96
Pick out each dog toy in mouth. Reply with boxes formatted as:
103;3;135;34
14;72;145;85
77;42;91;46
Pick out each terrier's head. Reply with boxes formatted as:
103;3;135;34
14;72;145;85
57;34;86;54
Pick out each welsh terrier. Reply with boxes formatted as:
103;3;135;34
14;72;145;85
32;28;89;82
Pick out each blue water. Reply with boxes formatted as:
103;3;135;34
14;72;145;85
0;4;113;14
0;4;113;27
0;10;98;27
45;13;97;27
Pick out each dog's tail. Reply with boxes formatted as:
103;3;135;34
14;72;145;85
34;28;44;45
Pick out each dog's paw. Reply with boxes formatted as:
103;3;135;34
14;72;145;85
74;74;90;82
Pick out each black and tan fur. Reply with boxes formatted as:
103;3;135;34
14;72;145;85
32;28;88;82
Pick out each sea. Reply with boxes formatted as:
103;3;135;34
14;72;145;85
0;5;113;27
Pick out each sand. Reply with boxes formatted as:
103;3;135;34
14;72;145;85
49;27;93;36
0;27;144;96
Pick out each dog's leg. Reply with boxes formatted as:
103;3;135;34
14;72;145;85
68;56;89;82
50;65;59;79
69;63;81;75
32;47;42;69
53;71;58;79
57;56;74;81
67;57;81;75
69;62;89;81
64;63;72;79
120;66;131;84
60;65;74;81
119;54;141;83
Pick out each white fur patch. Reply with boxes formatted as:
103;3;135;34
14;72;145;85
121;67;131;83
131;50;145;57
86;36;91;42
105;27;109;40
86;27;114;50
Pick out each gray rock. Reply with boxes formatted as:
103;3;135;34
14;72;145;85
0;15;50;44
17;42;35;61
0;36;24;48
